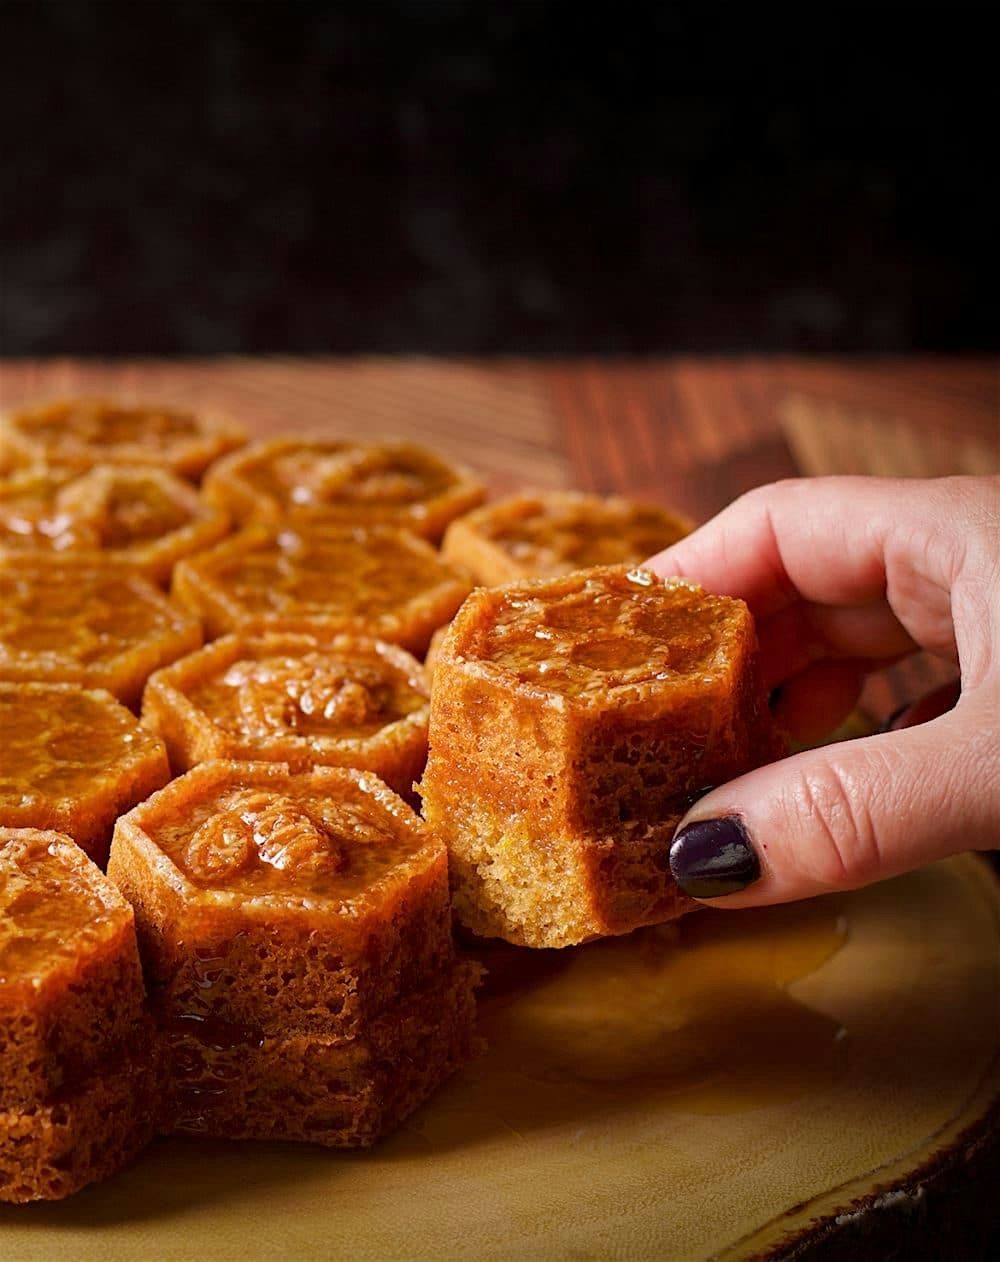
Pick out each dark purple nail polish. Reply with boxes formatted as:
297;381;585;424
669;816;760;898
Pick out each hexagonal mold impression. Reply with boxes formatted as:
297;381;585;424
0;827;159;1202
203;435;484;542
0;563;202;708
0;465;230;584
420;564;783;948
442;490;692;586
0;683;170;865
172;524;470;653
143;632;430;796
108;761;479;1146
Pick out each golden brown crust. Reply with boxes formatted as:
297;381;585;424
142;633;429;796
0;563;202;709
421;565;783;947
108;761;456;1035
171;524;470;653
0;465;230;585
0;398;245;481
0;687;170;864
442;490;692;585
203;435;485;542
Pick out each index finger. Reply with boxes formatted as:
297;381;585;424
645;476;923;617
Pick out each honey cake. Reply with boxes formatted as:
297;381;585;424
0;828;159;1201
172;524;470;653
0;398;245;481
0;684;170;865
108;762;478;1146
143;633;429;795
442;490;692;586
203;436;484;542
420;565;783;948
0;562;201;709
0;465;230;585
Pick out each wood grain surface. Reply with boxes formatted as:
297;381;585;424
3;355;995;720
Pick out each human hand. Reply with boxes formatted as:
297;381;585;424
645;475;1000;907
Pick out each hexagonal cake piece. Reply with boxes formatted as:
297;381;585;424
442;490;692;586
0;683;170;865
172;524;471;653
0;398;245;481
0;828;159;1201
0;465;230;584
143;633;430;795
203;435;485;542
108;761;478;1146
0;563;202;708
420;565;783;948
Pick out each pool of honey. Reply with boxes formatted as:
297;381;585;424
0;835;124;985
151;780;426;900
201;529;451;619
476;568;744;699
190;649;426;741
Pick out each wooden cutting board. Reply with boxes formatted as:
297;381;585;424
0;356;997;1258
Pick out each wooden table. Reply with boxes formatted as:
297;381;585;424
2;354;996;720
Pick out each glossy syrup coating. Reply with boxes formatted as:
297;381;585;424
0;398;246;481
442;490;692;586
0;562;201;708
107;761;457;1035
0;464;230;584
203;435;485;542
0;684;170;864
172;524;471;653
0;828;159;1202
420;565;783;948
143;633;429;795
108;761;478;1148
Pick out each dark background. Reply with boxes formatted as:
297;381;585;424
0;1;995;356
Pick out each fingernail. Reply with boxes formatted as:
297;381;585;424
669;816;761;898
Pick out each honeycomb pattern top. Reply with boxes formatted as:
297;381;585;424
0;398;246;481
454;566;752;705
0;564;201;706
0;828;133;991
0;465;229;582
443;491;692;584
203;436;484;541
172;524;470;650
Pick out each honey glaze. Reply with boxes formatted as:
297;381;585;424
475;568;746;700
432;900;848;1138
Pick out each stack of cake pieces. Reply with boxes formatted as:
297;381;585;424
1;401;782;1201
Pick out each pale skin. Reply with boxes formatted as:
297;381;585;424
646;474;1000;908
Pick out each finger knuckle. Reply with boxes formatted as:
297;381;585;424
782;759;883;890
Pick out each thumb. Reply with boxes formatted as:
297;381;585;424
668;699;997;908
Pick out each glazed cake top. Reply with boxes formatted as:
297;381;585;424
0;465;206;553
0;828;129;990
0;683;165;809
185;637;427;742
183;525;458;621
139;765;434;905
465;566;750;702
476;493;690;575
0;566;194;667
